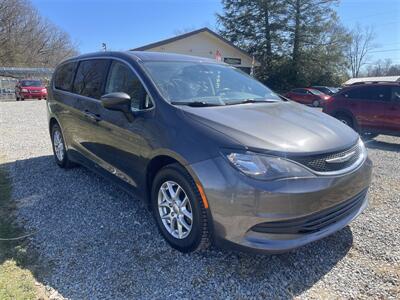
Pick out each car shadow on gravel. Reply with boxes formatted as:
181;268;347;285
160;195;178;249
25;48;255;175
1;155;354;299
364;139;400;153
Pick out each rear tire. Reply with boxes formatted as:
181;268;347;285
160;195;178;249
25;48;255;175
51;123;75;168
151;163;211;253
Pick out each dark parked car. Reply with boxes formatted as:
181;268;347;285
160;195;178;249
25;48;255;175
15;79;47;101
284;88;330;107
323;83;400;137
311;86;340;95
48;51;372;253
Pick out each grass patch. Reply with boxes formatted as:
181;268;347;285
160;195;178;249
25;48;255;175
0;260;37;300
0;161;46;300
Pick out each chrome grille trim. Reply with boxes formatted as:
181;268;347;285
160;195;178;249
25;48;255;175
289;140;367;176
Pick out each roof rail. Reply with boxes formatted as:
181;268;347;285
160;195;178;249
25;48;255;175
351;81;400;85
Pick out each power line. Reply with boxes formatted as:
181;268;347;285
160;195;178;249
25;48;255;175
376;42;400;48
369;48;400;53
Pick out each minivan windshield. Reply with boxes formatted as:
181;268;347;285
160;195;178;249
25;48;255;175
143;61;281;105
21;80;42;87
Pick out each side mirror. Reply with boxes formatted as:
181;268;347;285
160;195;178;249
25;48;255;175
101;92;133;122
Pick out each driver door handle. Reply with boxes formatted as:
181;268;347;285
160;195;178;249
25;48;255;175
84;110;101;122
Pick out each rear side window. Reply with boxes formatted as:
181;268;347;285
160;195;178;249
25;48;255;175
293;89;306;94
360;86;390;101
54;62;77;91
73;59;110;99
344;86;391;101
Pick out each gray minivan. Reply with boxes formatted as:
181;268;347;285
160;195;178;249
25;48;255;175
48;51;372;253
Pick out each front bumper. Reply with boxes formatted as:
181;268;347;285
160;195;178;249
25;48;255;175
20;92;47;99
189;156;372;253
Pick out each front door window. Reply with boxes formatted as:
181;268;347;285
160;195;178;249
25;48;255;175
105;61;153;111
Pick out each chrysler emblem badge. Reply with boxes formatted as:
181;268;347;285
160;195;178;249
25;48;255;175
325;151;356;164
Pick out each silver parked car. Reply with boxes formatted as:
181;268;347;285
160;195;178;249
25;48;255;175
47;51;372;253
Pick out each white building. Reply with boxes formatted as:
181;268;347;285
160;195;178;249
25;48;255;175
131;27;260;74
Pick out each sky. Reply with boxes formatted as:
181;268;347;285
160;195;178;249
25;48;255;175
31;0;400;65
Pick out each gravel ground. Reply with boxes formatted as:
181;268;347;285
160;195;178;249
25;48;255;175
0;101;399;299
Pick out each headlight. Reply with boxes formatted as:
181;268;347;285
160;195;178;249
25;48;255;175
358;138;367;155
41;88;47;93
21;88;28;92
225;152;314;180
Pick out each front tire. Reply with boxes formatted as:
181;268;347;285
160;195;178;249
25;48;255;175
336;114;354;129
51;123;75;168
151;164;211;253
312;100;320;107
361;132;378;140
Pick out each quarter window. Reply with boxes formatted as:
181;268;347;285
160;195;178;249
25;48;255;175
54;62;77;91
73;59;110;99
105;61;153;110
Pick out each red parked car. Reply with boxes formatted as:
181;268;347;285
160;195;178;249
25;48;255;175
323;83;400;137
284;88;330;107
15;79;47;101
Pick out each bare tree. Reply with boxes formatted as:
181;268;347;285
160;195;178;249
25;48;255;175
346;25;375;78
366;59;400;77
0;0;78;67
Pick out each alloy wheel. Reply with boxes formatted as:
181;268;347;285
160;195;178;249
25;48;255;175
53;130;65;161
158;181;193;239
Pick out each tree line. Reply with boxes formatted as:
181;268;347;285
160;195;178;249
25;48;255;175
365;59;400;77
0;0;77;68
1;0;397;86
217;0;393;92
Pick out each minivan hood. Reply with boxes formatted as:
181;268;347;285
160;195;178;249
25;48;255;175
180;101;358;154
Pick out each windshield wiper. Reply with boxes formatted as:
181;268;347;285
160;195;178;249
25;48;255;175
171;101;223;107
227;98;278;105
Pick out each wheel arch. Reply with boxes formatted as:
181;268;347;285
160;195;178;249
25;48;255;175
49;117;59;134
49;116;71;152
333;109;358;130
144;151;204;206
145;153;185;203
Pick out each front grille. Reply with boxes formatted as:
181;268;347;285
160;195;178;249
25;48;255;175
290;142;362;173
251;189;367;235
